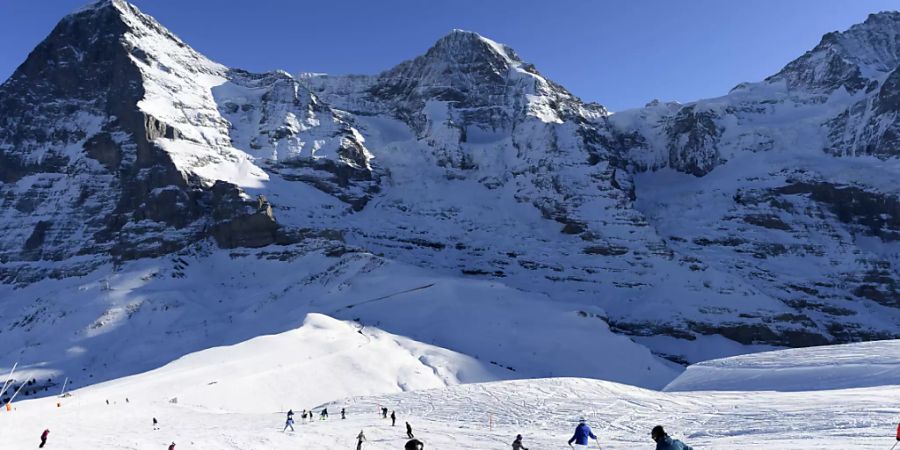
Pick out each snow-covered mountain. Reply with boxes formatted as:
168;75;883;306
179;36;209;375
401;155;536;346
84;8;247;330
609;11;900;350
0;0;898;397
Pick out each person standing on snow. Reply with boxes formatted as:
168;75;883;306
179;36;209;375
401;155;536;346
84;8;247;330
153;417;159;430
651;425;693;450
287;409;294;420
356;430;366;450
404;438;424;450
512;434;528;450
342;407;347;419
321;408;329;420
568;419;598;449
39;429;49;448
391;410;397;426
168;443;176;450
283;416;295;432
406;421;414;439
382;407;388;418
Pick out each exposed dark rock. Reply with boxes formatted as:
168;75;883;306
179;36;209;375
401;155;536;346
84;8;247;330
742;214;792;231
775;181;900;240
666;105;723;176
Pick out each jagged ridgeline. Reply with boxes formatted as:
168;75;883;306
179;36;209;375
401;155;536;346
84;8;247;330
0;0;898;377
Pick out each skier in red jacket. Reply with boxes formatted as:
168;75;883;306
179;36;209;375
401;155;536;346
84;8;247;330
39;429;49;448
168;442;176;450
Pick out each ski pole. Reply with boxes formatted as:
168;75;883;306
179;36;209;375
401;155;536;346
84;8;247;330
0;362;17;400
889;441;898;450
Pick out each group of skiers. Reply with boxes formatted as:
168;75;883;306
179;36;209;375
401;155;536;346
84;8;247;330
279;406;696;450
284;406;348;432
560;419;692;450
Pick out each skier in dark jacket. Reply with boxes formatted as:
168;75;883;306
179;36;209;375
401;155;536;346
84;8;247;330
283;416;295;432
568;419;597;448
512;434;528;450
342;407;346;419
287;409;294;420
356;430;366;450
404;438;424;450
168;443;176;450
382;407;388;418
406;421;414;439
39;429;49;448
391;410;397;426
153;417;159;430
651;425;692;450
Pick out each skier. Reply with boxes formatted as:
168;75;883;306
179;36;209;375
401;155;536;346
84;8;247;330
391;410;397;426
321;408;329;420
382;407;388;418
39;429;49;448
405;438;424;450
342;407;347;419
512;434;528;450
356;430;367;450
651;425;693;450
567;418;598;449
284;416;295;432
168;443;176;450
153;417;159;430
287;409;294;420
406;421;414;439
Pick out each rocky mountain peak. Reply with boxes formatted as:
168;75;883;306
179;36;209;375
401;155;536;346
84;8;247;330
768;10;899;93
424;29;522;68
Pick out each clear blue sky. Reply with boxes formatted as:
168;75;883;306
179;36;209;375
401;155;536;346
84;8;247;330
1;0;896;111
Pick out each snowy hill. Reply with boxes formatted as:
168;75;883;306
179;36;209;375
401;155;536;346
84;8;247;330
664;339;900;392
0;245;678;406
0;0;899;398
2;351;899;449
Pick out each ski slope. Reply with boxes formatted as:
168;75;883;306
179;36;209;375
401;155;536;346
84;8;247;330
1;318;899;449
665;339;900;392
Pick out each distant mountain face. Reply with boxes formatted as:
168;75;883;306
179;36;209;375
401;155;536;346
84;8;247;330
0;0;898;385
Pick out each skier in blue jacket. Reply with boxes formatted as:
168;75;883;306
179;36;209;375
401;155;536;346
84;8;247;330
568;419;598;448
651;425;693;450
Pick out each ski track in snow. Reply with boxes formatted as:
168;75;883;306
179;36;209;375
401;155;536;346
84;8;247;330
1;377;898;449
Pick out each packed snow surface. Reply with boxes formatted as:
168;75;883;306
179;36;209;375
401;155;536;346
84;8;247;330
1;333;899;449
665;339;900;392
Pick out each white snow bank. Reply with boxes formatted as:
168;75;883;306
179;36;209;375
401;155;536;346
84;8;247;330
3;374;898;449
664;340;900;392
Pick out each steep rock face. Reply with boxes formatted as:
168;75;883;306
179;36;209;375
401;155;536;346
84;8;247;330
768;12;899;94
0;0;198;282
216;69;378;209
608;11;900;351
0;0;373;283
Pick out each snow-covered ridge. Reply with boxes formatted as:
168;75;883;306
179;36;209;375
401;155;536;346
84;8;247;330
665;340;900;392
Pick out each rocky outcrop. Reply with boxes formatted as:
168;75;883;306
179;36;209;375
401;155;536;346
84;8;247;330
665;105;723;176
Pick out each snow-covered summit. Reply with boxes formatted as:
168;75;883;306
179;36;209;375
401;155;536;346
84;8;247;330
768;11;900;93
